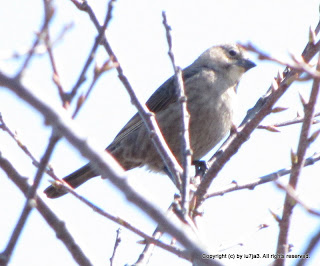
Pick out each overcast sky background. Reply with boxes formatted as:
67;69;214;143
1;1;320;265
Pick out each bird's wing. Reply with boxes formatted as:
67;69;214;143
108;66;200;149
145;66;201;112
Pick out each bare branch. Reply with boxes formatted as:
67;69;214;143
0;23;73;61
135;203;175;265
1;113;192;262
0;132;59;264
218;224;269;252
16;0;54;79
258;112;320;130
44;30;65;105
109;228;121;266
205;153;320;199
0;153;92;266
1;103;189;260
0;72;220;265
0;114;42;168
60;183;192;261
297;226;320;266
69;0;117;108
275;182;320;217
69;0;184;191
135;230;165;265
72;58;116;119
275;49;320;263
240;42;320;79
162;11;191;214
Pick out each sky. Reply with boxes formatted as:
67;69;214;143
1;0;320;265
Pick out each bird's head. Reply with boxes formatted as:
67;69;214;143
194;43;256;83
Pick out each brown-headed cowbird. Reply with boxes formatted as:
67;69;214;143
44;43;255;198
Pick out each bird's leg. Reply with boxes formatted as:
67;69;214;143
192;160;208;177
164;161;208;219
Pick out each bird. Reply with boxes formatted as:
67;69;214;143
44;43;255;198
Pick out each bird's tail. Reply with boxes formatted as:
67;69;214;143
44;163;97;199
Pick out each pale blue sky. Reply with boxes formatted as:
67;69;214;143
1;1;320;265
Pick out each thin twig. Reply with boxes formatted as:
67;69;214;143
58;182;191;261
258;112;320;131
162;11;191;215
109;228;121;266
1;23;73;61
135;230;164;265
275;49;320;264
205;152;320;199
15;0;54;79
296;226;320;266
72;59;116;119
218;224;269;252
240;42;320;79
44;30;65;105
0;113;40;168
69;0;116;108
134;203;175;265
274;181;320;217
0;112;58;179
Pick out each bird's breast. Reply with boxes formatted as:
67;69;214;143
186;80;237;160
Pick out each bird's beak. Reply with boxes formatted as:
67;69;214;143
236;59;256;71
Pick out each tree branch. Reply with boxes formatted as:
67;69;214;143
162;11;191;215
70;0;184;190
0;131;59;264
275;47;320;264
0;72;220;265
205;153;320;198
0;153;92;266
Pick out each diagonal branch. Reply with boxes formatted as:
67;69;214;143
275;181;320;217
16;0;54;79
0;132;59;264
162;11;191;215
0;72;220;265
275;48;320;264
68;0;116;107
297;226;320;266
1;113;189;259
44;30;66;105
70;0;184;191
205;152;320;199
0;153;92;266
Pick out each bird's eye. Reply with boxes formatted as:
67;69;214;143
228;49;237;57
